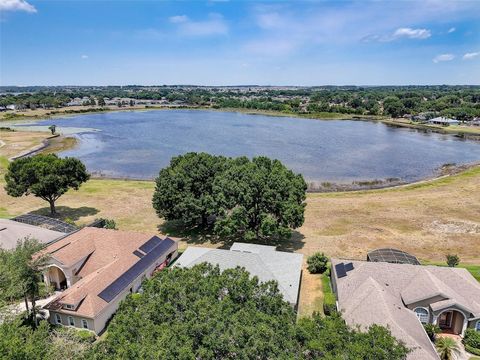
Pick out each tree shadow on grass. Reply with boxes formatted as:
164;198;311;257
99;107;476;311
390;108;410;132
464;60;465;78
159;220;306;252
30;206;99;222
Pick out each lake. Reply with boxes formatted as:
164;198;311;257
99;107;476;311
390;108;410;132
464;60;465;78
14;110;480;183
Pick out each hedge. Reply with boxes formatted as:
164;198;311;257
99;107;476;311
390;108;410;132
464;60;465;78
465;344;480;356
322;270;337;315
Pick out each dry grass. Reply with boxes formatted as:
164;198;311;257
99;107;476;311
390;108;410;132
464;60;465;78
297;263;323;318
2;129;480;315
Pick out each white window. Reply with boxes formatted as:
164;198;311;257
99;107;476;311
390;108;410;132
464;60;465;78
55;313;62;324
414;308;429;324
68;316;75;326
81;319;88;329
64;304;74;310
476;320;480;332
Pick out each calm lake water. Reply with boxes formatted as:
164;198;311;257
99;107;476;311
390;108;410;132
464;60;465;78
16;110;480;183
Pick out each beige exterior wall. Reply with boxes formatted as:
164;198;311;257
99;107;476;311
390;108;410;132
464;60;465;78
49;311;94;332
50;247;178;335
92;248;178;334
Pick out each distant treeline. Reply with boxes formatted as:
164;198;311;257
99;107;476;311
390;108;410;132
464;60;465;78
1;85;480;120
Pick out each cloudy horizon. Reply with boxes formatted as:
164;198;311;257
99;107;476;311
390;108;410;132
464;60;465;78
1;0;479;86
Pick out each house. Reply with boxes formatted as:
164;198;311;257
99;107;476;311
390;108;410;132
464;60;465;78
0;218;64;250
39;227;178;334
175;243;303;307
331;258;480;360
427;117;460;126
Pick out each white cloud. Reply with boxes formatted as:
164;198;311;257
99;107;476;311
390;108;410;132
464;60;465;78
81;55;89;59
362;27;431;42
393;27;431;39
169;15;188;24
170;13;228;36
0;0;36;13
447;27;456;33
463;52;479;60
433;54;455;63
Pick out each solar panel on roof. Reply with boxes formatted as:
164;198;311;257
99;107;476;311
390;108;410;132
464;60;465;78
335;263;347;278
344;262;354;272
133;250;144;258
98;238;176;302
139;236;162;254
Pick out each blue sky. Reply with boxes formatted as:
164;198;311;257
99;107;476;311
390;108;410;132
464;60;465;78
1;0;479;86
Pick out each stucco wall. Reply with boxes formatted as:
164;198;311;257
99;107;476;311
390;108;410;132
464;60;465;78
48;311;93;331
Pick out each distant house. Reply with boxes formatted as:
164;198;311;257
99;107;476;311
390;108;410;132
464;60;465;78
331;258;480;360
39;227;178;334
427;117;460;126
175;243;303;307
0;218;64;250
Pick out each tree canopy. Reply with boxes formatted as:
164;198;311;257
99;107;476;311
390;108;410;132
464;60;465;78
1;265;409;360
88;264;409;360
213;156;307;241
152;153;306;241
4;154;90;215
152;152;228;227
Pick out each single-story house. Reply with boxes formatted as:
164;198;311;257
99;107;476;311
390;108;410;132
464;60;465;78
427;117;460;126
331;259;480;360
39;227;178;334
0;218;64;250
175;243;303;307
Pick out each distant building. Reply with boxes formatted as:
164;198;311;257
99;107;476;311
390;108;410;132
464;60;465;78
175;243;303;307
40;227;178;334
427;117;460;126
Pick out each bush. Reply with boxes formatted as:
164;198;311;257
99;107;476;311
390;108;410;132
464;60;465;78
424;323;441;342
322;270;337;315
75;329;96;343
102;219;117;230
446;254;460;267
307;252;329;274
463;329;480;349
465;344;480;356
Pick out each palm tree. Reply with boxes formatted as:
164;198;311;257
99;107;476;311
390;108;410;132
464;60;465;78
436;336;460;360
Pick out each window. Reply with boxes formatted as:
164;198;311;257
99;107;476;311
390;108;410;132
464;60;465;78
414;308;429;324
81;319;88;329
476;320;480;332
64;304;74;310
55;313;62;324
68;316;75;326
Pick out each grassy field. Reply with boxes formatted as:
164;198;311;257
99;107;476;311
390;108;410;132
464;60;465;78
1;128;479;315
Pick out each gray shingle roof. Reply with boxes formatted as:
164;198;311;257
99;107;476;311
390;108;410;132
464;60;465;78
0;219;63;250
175;243;303;305
331;259;480;360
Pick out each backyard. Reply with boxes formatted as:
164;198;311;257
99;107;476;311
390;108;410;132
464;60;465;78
1;129;479;315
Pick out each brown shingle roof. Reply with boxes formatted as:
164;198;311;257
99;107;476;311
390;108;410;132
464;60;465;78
43;228;176;318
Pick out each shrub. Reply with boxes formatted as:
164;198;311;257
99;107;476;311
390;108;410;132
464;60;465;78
75;329;96;343
465;344;480;356
322;270;337;315
463;328;480;349
102;219;117;230
424;323;441;342
446;254;460;267
307;252;329;274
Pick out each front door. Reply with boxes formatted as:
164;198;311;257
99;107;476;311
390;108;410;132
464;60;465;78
439;311;453;329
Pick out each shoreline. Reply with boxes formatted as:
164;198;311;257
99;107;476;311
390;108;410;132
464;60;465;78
85;162;480;194
3;105;480;138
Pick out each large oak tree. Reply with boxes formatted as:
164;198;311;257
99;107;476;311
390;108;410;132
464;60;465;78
4;154;89;215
